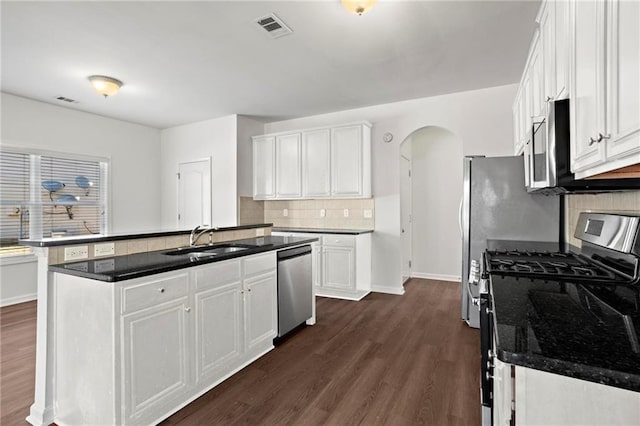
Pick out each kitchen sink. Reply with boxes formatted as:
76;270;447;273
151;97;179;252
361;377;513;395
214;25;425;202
163;243;255;257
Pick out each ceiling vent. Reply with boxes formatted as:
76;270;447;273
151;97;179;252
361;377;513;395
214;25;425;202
255;13;292;39
55;96;78;103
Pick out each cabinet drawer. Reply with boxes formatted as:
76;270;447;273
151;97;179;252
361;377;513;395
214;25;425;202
322;235;355;248
122;273;189;314
194;259;241;290
243;252;276;277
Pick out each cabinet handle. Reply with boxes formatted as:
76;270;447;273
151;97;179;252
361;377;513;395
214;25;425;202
598;133;611;142
184;307;191;312
545;95;554;102
248;288;252;292
589;136;599;146
158;288;165;293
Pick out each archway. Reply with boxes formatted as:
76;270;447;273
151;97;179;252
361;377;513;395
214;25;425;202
399;126;463;284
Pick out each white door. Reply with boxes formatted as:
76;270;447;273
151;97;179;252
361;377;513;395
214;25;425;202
400;156;412;283
177;159;211;229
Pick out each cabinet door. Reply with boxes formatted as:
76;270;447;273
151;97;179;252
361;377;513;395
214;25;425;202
194;281;243;385
322;246;355;290
605;0;640;160
122;299;190;423
513;92;525;155
555;0;570;99
275;133;302;198
529;33;545;118
539;1;556;104
253;136;275;199
245;271;277;352
302;129;331;197
331;125;363;197
570;0;607;172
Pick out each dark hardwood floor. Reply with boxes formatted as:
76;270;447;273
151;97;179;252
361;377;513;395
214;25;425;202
0;279;481;425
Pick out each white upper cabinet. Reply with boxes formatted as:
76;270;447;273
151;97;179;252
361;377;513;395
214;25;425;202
253;122;371;200
604;0;640;163
253;136;275;199
571;0;640;177
275;133;302;198
332;125;365;197
302;129;331;197
514;0;639;179
570;0;607;173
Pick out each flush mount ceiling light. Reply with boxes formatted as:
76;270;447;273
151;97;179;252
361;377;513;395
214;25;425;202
88;75;123;98
341;0;377;15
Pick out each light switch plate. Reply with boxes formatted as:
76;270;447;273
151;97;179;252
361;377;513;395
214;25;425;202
94;242;115;257
64;245;88;261
283;208;289;217
320;209;326;217
363;209;373;218
343;209;349;218
256;228;265;237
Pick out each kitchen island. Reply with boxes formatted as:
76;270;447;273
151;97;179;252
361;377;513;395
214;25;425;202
19;226;316;426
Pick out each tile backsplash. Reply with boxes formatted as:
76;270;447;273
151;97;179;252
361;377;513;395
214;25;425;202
566;190;640;247
239;196;375;230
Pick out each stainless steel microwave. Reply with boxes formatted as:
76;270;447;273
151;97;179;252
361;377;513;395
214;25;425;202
524;99;640;194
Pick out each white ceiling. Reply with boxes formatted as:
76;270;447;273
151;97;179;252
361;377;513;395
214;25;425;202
1;1;540;129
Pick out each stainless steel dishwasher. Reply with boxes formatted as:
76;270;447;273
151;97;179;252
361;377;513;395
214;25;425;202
277;245;312;338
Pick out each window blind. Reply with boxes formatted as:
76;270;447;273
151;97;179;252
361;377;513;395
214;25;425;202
40;155;102;237
0;152;30;247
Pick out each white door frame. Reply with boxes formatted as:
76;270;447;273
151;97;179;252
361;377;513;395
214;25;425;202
176;157;212;229
400;155;412;283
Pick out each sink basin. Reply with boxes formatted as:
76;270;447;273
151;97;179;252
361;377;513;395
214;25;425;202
164;243;255;257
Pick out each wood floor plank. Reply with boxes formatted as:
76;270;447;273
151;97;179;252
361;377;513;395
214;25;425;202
0;279;481;425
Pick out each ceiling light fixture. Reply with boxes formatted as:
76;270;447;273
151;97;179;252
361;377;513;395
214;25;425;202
88;75;123;98
341;0;377;15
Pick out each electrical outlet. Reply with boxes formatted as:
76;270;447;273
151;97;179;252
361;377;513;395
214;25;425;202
283;208;289;217
64;245;88;261
94;242;115;257
320;209;326;217
363;209;373;219
343;209;349;218
256;228;265;237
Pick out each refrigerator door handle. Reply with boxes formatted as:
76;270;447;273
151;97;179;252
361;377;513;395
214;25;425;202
458;198;464;239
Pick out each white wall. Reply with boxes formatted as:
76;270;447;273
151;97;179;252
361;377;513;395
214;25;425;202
237;116;265;198
408;127;463;281
1;93;162;233
0;256;37;306
160;115;238;229
264;83;517;293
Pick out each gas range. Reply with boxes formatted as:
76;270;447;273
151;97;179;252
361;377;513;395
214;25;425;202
478;212;640;426
484;213;640;286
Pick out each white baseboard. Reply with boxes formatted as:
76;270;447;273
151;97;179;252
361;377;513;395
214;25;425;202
411;272;461;282
1;293;37;307
371;284;405;295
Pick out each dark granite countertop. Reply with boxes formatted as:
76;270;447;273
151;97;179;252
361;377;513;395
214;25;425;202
272;227;373;235
49;235;317;282
491;274;640;392
20;223;274;247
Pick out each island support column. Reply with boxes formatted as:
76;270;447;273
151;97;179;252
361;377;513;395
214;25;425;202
26;247;55;426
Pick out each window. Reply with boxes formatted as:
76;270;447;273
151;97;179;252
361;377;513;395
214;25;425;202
0;148;108;254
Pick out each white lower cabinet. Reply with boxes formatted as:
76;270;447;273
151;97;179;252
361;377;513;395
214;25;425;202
493;361;640;426
53;251;277;426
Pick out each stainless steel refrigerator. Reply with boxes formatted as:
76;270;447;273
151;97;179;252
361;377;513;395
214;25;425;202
461;156;560;328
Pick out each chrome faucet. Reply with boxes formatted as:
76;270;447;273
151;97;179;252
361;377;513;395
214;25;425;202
189;225;217;246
